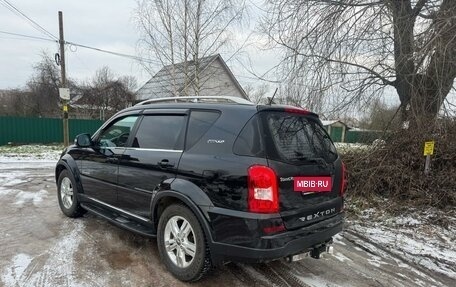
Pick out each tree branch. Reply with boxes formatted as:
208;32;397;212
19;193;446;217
295;52;395;86
412;0;428;17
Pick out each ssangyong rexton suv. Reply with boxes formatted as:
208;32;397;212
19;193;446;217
55;96;347;282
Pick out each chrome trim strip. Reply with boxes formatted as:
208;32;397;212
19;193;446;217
86;196;150;223
124;147;182;153
134;187;153;194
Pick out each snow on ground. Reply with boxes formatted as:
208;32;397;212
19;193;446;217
1;144;455;286
0;144;63;159
0;145;62;170
2;254;33;286
347;208;456;280
14;189;49;207
334;143;370;154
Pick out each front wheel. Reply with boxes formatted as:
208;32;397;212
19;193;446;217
157;204;212;282
57;170;86;218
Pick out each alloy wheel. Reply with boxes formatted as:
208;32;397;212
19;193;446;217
60;177;73;209
164;215;197;268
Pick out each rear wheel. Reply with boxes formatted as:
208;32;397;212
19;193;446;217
157;204;212;282
57;170;85;218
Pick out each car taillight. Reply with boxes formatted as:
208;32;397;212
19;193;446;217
248;165;279;213
340;162;348;196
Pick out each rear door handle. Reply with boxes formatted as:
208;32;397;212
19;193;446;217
158;159;174;168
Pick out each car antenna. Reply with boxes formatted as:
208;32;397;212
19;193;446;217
268;88;278;105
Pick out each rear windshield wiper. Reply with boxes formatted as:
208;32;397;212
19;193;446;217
293;152;328;167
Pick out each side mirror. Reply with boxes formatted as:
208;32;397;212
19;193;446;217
75;133;92;147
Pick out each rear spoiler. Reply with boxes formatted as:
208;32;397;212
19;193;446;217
256;105;319;118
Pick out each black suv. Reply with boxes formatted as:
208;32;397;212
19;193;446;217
55;96;346;282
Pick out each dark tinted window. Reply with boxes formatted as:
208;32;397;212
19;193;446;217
132;115;186;150
233;114;265;157
186;110;220;149
265;112;337;163
99;116;138;147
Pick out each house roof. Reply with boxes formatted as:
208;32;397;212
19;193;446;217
136;54;248;101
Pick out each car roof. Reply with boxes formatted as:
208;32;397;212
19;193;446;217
114;96;319;118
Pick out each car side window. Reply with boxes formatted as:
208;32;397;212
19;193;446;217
186;110;220;150
98;116;138;148
132;115;187;150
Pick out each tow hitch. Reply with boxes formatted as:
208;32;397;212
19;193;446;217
284;239;334;262
310;242;334;259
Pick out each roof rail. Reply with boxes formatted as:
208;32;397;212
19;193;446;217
135;96;254;106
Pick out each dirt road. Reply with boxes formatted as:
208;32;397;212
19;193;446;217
0;162;453;287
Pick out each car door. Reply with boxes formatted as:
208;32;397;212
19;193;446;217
116;109;187;218
78;115;139;206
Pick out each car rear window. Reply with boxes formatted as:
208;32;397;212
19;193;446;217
264;112;337;163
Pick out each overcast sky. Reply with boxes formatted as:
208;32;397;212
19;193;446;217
1;0;453;115
0;0;276;91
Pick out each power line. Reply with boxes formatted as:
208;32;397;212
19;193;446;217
0;28;268;81
0;30;57;42
66;41;158;64
0;28;155;65
0;28;267;82
1;0;57;40
0;2;148;64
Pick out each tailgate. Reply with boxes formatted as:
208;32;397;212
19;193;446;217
269;158;344;230
260;110;343;229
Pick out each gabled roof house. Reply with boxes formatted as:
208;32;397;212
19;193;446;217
136;54;248;102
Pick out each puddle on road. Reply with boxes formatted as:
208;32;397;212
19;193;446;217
103;250;134;270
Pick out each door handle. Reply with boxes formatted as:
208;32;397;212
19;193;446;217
158;159;174;168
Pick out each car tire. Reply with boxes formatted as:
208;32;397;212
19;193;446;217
157;204;212;282
57;169;86;218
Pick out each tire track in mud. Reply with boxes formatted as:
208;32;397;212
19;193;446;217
343;229;448;286
226;261;311;287
252;262;310;287
225;263;267;286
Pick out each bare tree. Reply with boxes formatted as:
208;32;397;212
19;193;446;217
358;98;401;130
135;0;247;96
244;83;270;103
77;67;135;120
263;0;456;128
25;53;62;117
0;89;31;116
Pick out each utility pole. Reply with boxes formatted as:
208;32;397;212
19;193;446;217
58;11;69;147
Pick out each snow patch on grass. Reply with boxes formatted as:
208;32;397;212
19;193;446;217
334;143;369;154
349;209;456;280
0;144;62;163
0;145;61;170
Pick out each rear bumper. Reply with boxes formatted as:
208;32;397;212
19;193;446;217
207;210;344;264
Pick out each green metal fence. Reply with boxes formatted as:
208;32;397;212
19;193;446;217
0;116;103;145
345;130;384;144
